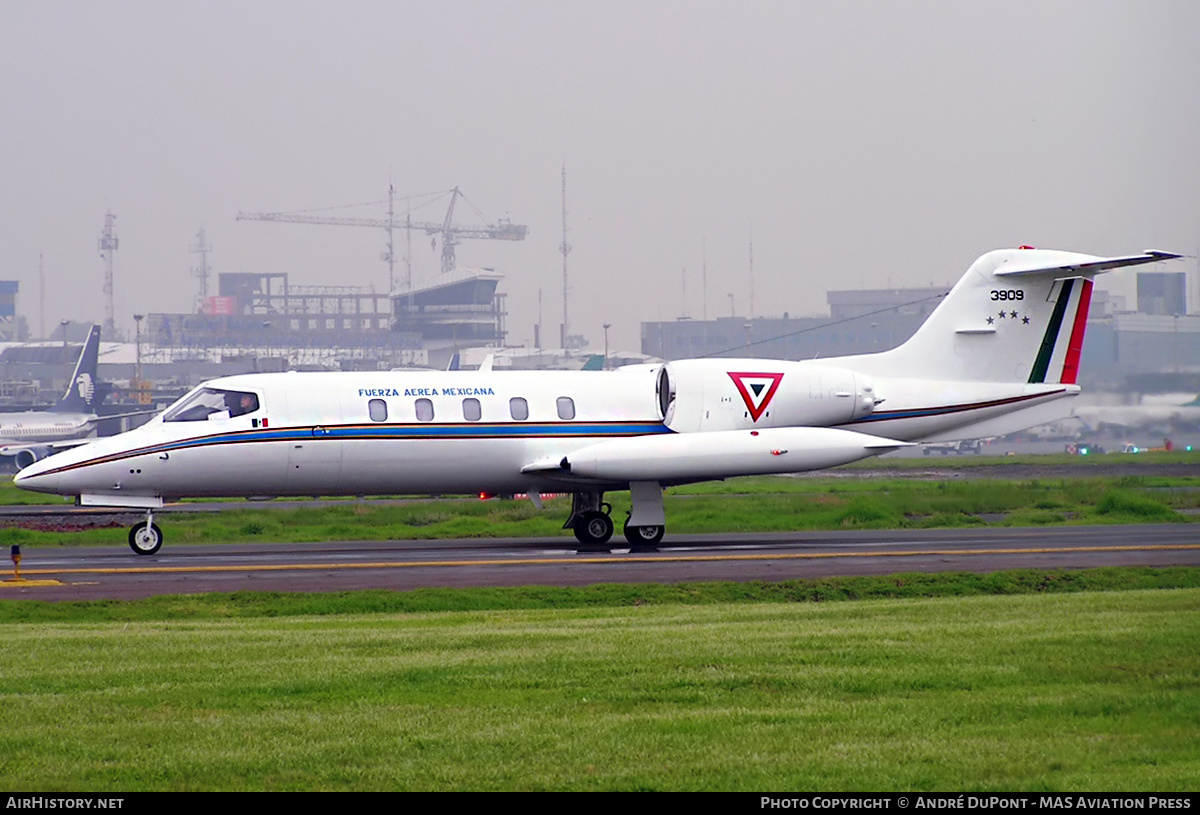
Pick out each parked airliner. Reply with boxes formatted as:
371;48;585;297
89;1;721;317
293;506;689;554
15;248;1181;554
0;326;109;468
1072;393;1200;434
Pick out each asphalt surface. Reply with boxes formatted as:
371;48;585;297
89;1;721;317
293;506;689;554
3;457;1197;601
2;524;1197;601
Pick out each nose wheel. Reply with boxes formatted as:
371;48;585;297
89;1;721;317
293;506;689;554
128;517;163;555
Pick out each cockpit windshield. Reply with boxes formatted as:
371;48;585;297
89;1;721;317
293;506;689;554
162;387;260;423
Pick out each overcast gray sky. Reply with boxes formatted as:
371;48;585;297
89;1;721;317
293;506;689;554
2;0;1198;350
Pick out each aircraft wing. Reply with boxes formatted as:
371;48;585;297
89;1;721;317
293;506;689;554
0;438;93;457
89;407;161;423
994;250;1182;277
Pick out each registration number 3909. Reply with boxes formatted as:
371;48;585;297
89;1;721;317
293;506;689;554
990;289;1024;301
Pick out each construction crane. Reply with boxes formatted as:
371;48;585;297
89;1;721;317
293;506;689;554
236;186;528;292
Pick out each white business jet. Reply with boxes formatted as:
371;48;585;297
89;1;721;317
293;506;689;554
15;248;1181;554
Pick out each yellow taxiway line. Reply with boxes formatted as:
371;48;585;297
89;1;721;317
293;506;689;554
5;544;1200;578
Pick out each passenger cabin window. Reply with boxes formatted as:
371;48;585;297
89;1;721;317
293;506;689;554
415;398;434;422
368;399;388;422
462;398;482;422
509;397;529;421
164;388;259;422
556;396;575;420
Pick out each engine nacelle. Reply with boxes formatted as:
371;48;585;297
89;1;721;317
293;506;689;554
13;446;52;470
657;359;876;433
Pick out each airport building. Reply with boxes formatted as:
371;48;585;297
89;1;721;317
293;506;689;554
641;286;945;362
390;268;507;369
1136;272;1187;316
142;271;420;371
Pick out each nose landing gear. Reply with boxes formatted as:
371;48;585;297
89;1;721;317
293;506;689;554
128;510;163;555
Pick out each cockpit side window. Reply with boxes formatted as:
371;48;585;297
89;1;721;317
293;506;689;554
164;388;260;422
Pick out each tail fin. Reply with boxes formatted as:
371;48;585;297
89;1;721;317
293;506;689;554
863;249;1181;384
53;325;101;413
580;354;605;371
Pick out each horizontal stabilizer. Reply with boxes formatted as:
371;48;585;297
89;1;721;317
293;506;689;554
994;250;1181;277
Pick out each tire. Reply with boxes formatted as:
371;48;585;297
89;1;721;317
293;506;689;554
128;521;163;555
573;510;614;545
623;522;665;547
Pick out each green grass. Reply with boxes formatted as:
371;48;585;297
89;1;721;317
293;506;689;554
1;576;1197;790
2;567;1198;622
851;449;1200;469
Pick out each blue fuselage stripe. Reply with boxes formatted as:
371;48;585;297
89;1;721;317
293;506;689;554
38;421;674;476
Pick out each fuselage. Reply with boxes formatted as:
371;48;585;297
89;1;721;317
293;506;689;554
13;362;1075;505
17;369;663;502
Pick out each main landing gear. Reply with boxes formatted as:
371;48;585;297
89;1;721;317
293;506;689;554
566;482;667;549
128;509;163;555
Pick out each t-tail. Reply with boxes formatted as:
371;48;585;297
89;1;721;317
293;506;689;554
52;325;102;413
847;248;1182;384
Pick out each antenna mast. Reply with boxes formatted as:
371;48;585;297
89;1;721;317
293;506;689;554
384;184;396;294
681;267;687;319
559;164;571;348
748;227;755;319
97;212;118;335
38;254;45;340
190;227;212;312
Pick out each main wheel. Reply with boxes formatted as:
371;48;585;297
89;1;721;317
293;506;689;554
573;510;614;545
623;522;665;547
128;521;164;555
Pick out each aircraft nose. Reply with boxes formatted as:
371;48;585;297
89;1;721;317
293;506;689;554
13;457;65;494
13;462;41;489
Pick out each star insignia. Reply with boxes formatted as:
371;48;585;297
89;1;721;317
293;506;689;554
998;311;1007;319
1022;315;1030;324
1010;311;1018;319
986;316;995;325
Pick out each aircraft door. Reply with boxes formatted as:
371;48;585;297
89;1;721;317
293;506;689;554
283;392;344;493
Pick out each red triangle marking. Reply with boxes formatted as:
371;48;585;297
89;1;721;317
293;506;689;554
727;372;784;422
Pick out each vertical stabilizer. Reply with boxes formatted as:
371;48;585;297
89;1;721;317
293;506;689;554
843;249;1180;384
53;325;102;413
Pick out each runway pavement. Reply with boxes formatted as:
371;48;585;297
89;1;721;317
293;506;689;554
2;524;1197;601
